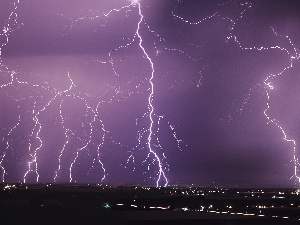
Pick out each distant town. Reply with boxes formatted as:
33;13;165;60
1;183;300;224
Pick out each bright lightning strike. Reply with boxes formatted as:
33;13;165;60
224;3;300;184
0;0;203;186
135;3;168;187
3;0;298;187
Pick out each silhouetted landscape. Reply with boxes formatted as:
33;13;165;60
1;183;300;224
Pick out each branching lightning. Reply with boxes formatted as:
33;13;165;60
2;0;298;187
135;3;168;187
0;0;190;186
225;2;300;183
1;1;109;183
100;1;189;187
172;0;300;185
0;0;22;182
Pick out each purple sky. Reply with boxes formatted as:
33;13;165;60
1;0;300;187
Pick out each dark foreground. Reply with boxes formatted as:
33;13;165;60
1;184;300;225
1;208;299;225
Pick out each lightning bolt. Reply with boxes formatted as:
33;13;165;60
1;0;271;187
0;0;22;182
53;74;110;183
82;1;191;186
135;2;168;187
172;0;300;185
1;0;111;183
225;2;300;184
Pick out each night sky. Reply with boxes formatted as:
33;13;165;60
1;0;300;187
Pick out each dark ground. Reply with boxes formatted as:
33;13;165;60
1;207;299;225
1;184;300;225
